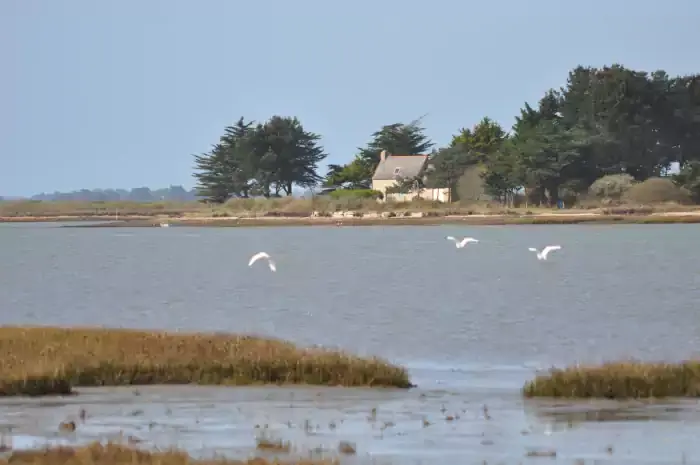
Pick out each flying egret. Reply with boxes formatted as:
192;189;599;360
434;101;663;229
528;245;561;261
446;236;479;248
248;252;277;272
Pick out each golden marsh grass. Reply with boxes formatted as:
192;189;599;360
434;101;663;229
0;442;338;465
523;361;700;399
0;326;412;396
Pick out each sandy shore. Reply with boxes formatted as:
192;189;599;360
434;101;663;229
3;210;700;227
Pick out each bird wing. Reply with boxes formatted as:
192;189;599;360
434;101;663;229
248;252;270;267
540;245;561;258
528;248;538;252
268;260;277;272
458;237;478;247
445;236;457;242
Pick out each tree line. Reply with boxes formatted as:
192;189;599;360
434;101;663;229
30;186;197;202
193;63;700;204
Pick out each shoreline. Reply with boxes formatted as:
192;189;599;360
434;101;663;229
3;211;700;227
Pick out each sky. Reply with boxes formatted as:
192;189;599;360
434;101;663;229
1;0;699;197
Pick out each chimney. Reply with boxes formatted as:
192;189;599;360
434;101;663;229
380;150;387;162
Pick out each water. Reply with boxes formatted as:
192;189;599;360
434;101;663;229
1;222;700;463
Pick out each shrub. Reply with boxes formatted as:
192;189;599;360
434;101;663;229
622;177;692;204
588;174;636;200
672;160;700;203
329;189;383;200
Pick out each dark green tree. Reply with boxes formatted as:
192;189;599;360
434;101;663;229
480;141;524;205
255;116;327;196
221;117;258;198
322;159;371;188
450;117;507;164
425;146;470;201
192;116;258;202
357;119;434;170
673;160;700;202
323;164;347;187
193;143;235;203
193;115;326;200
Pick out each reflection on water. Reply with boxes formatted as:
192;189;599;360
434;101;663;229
527;398;700;426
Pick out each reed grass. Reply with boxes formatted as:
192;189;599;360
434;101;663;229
0;442;338;464
0;326;412;396
523;361;700;399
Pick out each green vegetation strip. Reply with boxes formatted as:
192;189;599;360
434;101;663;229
523;361;700;399
0;326;412;396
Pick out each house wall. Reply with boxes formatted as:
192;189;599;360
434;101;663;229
371;179;398;201
385;188;451;203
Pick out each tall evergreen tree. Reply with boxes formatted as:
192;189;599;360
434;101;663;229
256;116;327;195
357;118;434;169
193;115;326;199
193;143;235;203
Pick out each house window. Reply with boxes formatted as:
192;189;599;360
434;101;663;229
393;167;401;176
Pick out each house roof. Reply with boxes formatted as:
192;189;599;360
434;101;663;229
372;154;429;180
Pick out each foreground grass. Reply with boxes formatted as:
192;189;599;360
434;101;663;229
0;442;338;465
0;326;411;396
523;361;700;399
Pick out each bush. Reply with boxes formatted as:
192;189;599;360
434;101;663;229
329;189;383;200
588;174;636;200
672;160;700;203
622;177;692;204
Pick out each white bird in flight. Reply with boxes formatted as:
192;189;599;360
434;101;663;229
446;236;479;248
528;245;561;261
248;252;277;272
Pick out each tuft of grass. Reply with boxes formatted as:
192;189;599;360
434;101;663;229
0;326;412;396
255;437;291;453
337;441;356;455
523;361;700;399
0;442;338;464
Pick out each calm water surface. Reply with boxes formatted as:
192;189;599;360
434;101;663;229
1;222;700;464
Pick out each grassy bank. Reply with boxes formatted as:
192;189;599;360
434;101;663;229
522;361;700;399
0;326;411;396
0;442;338;464
3;198;700;221
4;198;700;228
62;212;700;228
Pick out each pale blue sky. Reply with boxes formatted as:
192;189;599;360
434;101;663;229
2;0;698;196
